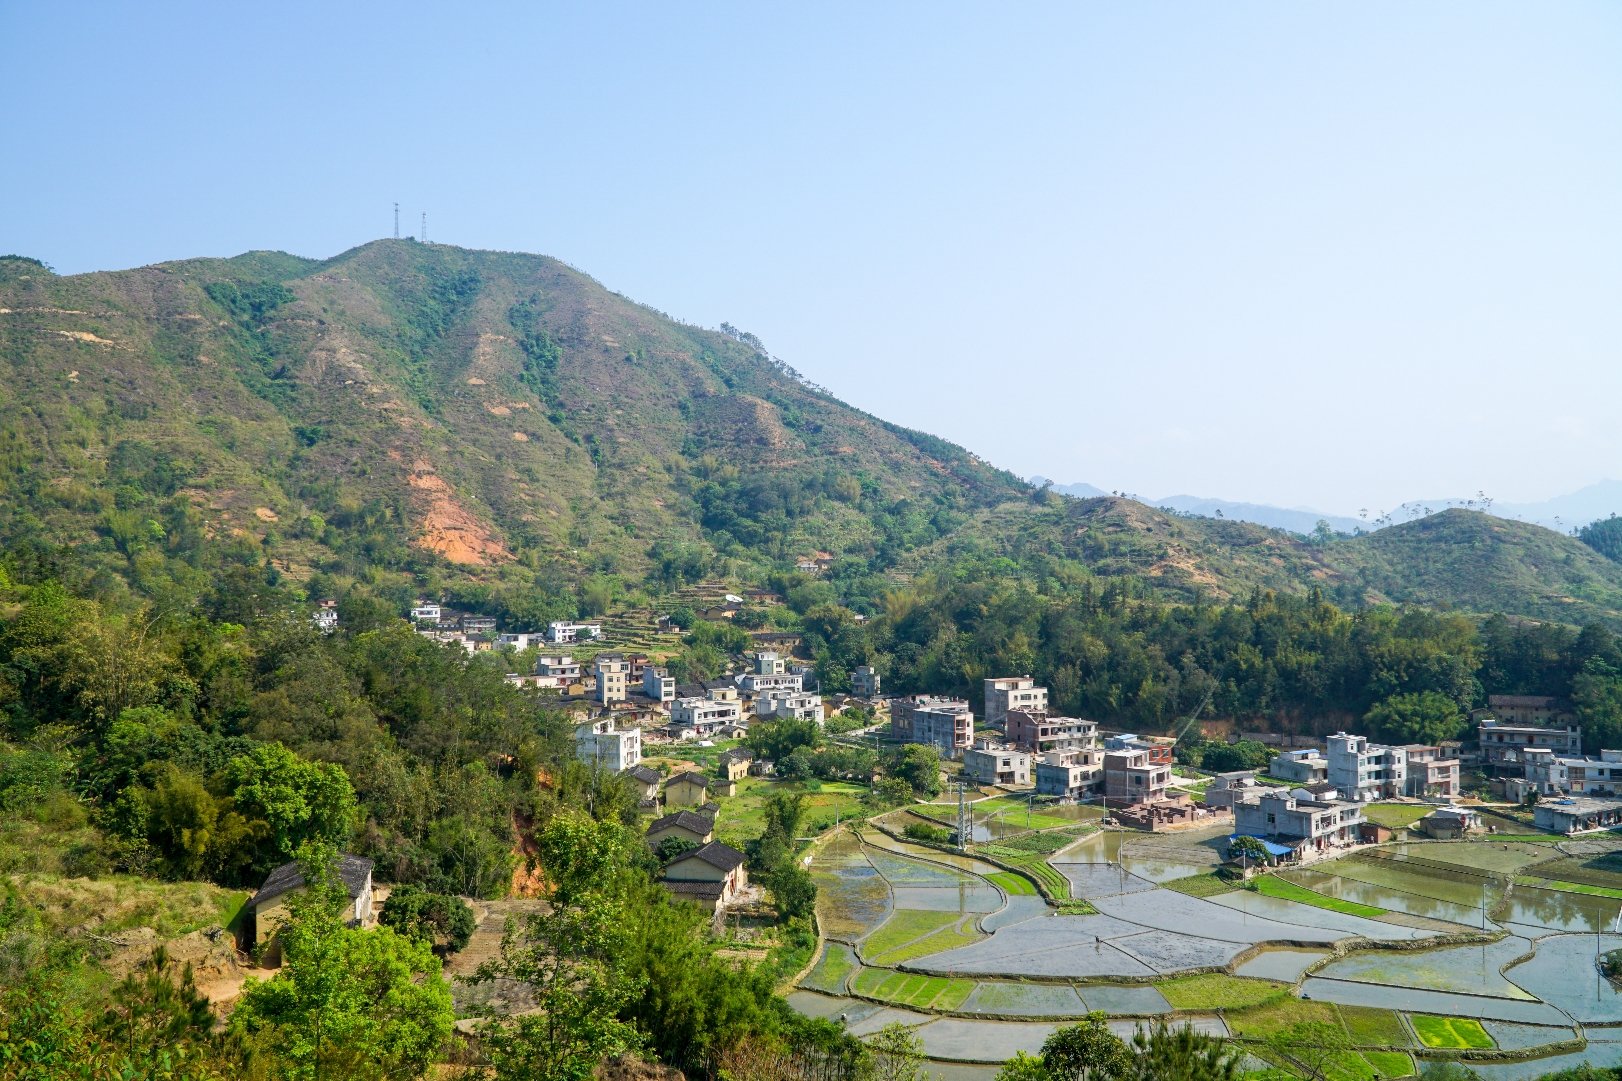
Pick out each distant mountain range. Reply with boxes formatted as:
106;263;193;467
1032;478;1622;536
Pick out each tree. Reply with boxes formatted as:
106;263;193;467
887;744;941;796
1229;835;1271;869
995;1051;1054;1080
1040;1014;1130;1081
1115;1021;1241;1081
1363;691;1467;747
655;835;702;864
93;946;247;1079
1418;1064;1483;1081
1573;658;1622;754
472;812;645;1081
867;1022;929;1081
225;742;357;872
378;885;476;954
231;843;455;1081
746;718;824;762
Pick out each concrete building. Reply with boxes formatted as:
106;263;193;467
409;601;442;623
1326;732;1408;802
1105;733;1175;767
1270;748;1329;786
963;746;1032;787
852;665;881;698
594;653;629;706
984;677;1047;732
671;695;743;735
1480;718;1584;777
1534;796;1622;835
546;621;603;644
1035;754;1101;800
575;717;642;772
1399;745;1461;798
535;653;584;681
1233;790;1365;854
1007;711;1097;757
1418;806;1481;839
755;689;825;725
753;650;787;675
1513;749;1622;799
1485;695;1574;726
738;671;802;695
1103;747;1171;807
1204;771;1260;810
642;666;676;704
890;696;975;757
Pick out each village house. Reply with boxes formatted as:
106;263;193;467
1418;805;1481;839
671;693;743;735
1399;744;1461;798
535;653;584;681
1103;746;1170;807
497;631;545;650
1104;733;1176;767
738;670;802;695
461;614;497;635
1534;796;1622;835
547;620;603;644
715;721;750;740
754;689;825;725
661;841;749;912
983;677;1047;732
595;653;629;706
789;663;819;691
249;853;374;962
963;745;1032;787
623;764;663;805
1203;770;1260;810
1006;711;1097;757
890;696;974;756
312;599;339;633
1270;748;1329;785
1485;694;1575;726
719;748;754;781
646;809;715;849
1479;717;1584;776
1326;732;1408;802
409;600;442;623
575;717;642;771
643;666;676;703
1512;748;1622;800
1035;753;1101;801
1233;789;1365;855
666;770;734;805
852;665;881;698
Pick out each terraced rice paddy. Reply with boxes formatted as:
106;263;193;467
796;818;1622;1074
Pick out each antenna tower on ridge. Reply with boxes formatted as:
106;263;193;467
393;202;400;239
421;211;427;243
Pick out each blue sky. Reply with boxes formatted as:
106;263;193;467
5;3;1620;514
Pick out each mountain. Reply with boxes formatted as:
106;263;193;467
1032;478;1365;535
1393;481;1622;531
6;241;1622;629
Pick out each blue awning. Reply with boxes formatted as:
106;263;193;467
1229;834;1294;857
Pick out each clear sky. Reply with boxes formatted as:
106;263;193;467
5;3;1620;515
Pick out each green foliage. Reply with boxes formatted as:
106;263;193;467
1039;1013;1131;1081
1117;1021;1242;1081
865;1022;930;1081
377;885;475;954
746;718;824;763
1264;1019;1353;1081
903;821;952;845
1364;690;1467;746
1579;516;1622;563
886;743;941;797
996;1051;1055;1081
1196;739;1272;772
224;743;357;873
231;843;454;1081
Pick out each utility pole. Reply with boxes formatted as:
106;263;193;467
394;202;400;239
956;781;970;853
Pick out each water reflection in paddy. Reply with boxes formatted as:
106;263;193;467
1234;947;1331;982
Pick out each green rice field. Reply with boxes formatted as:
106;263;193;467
1251;875;1387;917
1409;1015;1494;1049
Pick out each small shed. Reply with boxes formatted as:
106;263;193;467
249;853;374;963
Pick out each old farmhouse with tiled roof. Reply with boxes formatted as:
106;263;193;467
660;841;748;911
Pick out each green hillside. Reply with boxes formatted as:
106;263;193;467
4;242;1622;627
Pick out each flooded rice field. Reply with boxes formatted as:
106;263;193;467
800;823;1622;1067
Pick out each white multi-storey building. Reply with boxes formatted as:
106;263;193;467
754;689;825;725
643;666;676;703
1326;732;1407;802
671;696;743;734
547;621;603;644
575;718;642;772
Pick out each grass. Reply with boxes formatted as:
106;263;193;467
800;943;859;994
850;967;975;1009
860;910;959;960
1160;871;1239;898
1362;1050;1415;1078
1226;997;1343;1040
986;871;1038;896
1054;899;1098;915
1516;875;1622;899
1337;1006;1413;1048
1362;804;1433;829
1251;876;1387;917
1157;973;1287;1010
1409;1015;1493;1050
702;774;869;847
867;922;981;966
